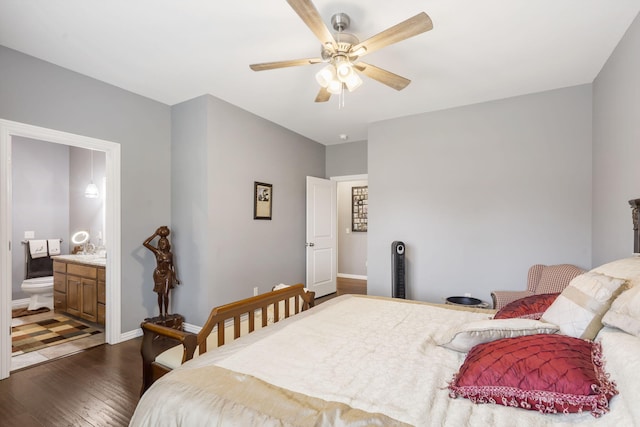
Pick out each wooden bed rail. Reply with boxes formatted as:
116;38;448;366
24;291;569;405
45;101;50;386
197;284;314;353
140;283;315;394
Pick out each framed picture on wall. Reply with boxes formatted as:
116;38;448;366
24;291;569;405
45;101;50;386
254;182;272;220
352;186;368;232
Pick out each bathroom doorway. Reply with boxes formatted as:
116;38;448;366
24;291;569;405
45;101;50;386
11;140;105;371
0;119;122;380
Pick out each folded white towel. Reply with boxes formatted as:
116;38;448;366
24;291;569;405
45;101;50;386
48;239;61;256
29;240;48;258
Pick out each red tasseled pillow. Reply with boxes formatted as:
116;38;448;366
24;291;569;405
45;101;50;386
494;293;560;320
448;334;618;417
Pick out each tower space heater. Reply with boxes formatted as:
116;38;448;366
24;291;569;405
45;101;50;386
392;241;406;299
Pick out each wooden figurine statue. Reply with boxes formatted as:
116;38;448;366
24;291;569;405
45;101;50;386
144;226;181;317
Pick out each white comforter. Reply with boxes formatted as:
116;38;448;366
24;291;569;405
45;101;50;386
130;295;640;427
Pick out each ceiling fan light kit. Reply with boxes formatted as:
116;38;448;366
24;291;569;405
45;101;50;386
316;55;363;95
249;0;433;105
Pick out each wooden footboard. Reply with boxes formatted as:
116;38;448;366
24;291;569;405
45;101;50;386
140;283;315;394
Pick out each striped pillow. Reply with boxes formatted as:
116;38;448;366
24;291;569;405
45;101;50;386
541;272;627;340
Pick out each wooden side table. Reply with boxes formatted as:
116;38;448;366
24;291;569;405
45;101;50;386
143;313;184;331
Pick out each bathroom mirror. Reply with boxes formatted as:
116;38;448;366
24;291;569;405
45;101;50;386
71;230;90;245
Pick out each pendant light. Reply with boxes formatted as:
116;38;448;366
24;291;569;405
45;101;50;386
85;150;99;199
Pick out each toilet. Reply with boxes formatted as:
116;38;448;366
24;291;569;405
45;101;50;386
21;276;54;310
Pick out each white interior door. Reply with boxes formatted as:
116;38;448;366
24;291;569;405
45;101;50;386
306;176;337;297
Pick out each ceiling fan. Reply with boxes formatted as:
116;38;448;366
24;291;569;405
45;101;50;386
249;0;433;103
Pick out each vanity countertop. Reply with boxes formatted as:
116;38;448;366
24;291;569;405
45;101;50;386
52;254;106;267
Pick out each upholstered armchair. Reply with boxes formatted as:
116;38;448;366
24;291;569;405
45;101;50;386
491;264;585;310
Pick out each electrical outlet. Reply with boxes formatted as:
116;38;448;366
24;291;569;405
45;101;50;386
253;287;259;296
24;231;35;239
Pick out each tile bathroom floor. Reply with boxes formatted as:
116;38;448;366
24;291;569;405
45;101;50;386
11;309;105;371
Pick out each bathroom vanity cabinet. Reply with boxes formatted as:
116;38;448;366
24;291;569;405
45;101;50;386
53;256;106;326
98;267;106;325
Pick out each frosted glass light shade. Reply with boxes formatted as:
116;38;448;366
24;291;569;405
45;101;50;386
344;73;363;92
85;182;99;198
335;59;352;81
327;79;343;95
315;65;335;88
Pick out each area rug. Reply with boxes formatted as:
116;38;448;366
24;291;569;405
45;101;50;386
11;306;50;318
12;315;102;355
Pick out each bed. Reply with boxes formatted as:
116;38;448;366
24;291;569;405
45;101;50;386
130;254;640;427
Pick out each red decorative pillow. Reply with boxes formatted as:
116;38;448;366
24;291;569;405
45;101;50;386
448;334;618;417
494;293;560;320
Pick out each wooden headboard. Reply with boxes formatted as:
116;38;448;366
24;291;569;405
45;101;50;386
630;198;640;253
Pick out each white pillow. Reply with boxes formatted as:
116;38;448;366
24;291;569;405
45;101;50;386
591;256;640;286
602;285;640;337
541;272;627;339
437;319;559;353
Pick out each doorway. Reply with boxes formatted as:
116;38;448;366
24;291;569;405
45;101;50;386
334;175;368;283
331;174;368;287
306;174;368;300
0;119;122;380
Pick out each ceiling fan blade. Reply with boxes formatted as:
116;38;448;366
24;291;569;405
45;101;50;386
250;58;323;71
351;12;433;58
354;62;411;91
315;87;331;102
286;0;336;49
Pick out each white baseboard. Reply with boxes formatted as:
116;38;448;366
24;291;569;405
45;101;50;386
337;274;367;280
184;323;201;334
120;328;142;342
121;323;201;344
12;298;30;309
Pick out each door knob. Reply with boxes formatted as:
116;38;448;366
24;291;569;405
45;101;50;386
306;242;315;247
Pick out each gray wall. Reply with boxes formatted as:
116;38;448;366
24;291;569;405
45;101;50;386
326;140;367;177
171;95;325;325
337;180;368;277
368;85;593;304
593;12;640;265
1;45;172;332
11;137;69;299
170;96;211;321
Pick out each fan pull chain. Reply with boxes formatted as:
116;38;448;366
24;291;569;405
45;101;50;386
338;83;345;109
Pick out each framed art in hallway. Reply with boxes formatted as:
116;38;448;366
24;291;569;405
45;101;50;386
254;181;272;220
352;185;368;232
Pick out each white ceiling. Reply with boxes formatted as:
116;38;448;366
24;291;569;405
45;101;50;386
1;1;639;145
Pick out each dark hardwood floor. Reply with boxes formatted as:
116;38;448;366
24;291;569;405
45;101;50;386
0;337;142;427
1;278;366;426
315;277;366;304
336;277;367;296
